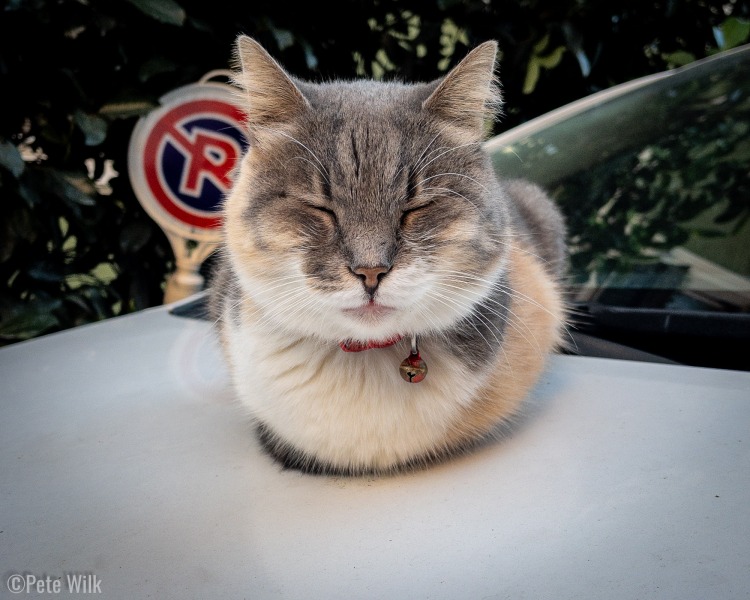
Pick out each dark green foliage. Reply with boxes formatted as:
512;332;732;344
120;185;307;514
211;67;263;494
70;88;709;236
1;0;748;343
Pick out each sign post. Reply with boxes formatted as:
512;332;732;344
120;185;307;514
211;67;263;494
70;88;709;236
128;71;247;303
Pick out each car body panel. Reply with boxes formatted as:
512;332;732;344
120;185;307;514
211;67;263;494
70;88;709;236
2;297;749;598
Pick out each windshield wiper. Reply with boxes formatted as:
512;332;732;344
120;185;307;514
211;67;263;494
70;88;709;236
583;303;750;339
571;301;750;371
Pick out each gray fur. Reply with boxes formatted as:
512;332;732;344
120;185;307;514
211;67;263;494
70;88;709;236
503;178;569;278
210;36;568;475
213;35;567;356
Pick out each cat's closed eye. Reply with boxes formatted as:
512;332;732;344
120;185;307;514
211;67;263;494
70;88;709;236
304;202;337;224
400;200;435;227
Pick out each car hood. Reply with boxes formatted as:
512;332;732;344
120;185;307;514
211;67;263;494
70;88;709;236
2;296;749;599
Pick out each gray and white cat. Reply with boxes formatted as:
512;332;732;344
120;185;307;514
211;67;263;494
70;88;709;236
210;35;568;475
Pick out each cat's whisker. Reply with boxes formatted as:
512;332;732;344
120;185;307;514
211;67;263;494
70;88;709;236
274;296;321;338
413;140;481;177
432;268;575;349
426;289;503;348
256;297;315;336
423;289;515;374
257;287;309;314
434;268;563;322
433;280;544;358
255;125;330;183
401;237;440;251
234;274;316;324
401;221;446;243
417;172;490;194
262;279;309;295
422;290;495;345
428;271;544;342
286;155;330;182
410;123;457;174
298;225;332;242
484;231;571;273
412;303;445;338
237;279;311;316
497;239;558;269
483;230;540;240
419;186;475;205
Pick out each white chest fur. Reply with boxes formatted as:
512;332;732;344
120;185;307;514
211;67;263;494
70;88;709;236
224;316;487;472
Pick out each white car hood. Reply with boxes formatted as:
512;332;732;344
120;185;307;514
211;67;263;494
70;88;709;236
2;298;749;599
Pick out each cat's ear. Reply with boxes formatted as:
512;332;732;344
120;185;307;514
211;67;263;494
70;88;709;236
423;41;502;140
231;35;309;130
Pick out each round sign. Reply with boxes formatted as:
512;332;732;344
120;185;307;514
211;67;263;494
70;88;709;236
128;79;248;241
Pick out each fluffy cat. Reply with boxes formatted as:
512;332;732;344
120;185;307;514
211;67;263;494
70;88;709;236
209;35;568;475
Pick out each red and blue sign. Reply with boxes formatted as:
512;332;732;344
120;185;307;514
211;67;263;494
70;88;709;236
128;79;247;241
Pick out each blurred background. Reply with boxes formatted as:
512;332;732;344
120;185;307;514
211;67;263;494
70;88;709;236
1;0;749;346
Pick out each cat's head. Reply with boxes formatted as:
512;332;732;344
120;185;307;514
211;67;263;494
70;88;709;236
222;35;511;344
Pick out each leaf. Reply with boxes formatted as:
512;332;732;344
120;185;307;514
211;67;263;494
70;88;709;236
0;140;25;177
573;48;591;78
532;34;550;54
714;17;750;50
10;205;36;244
65;273;96;290
35;169;96;209
83;286;116;320
0;310;60;340
126;0;186;26
687;228;730;239
138;56;178;82
300;40;319;71
523;60;540;95
717;146;750;165
561;22;590;78
91;262;119;285
119;220;153;253
713;200;745;224
536;45;566;70
271;27;294;51
74;110;108;146
663;50;696;68
59;172;97;206
27;261;66;282
99;100;156;119
18;180;42;208
523;34;566;94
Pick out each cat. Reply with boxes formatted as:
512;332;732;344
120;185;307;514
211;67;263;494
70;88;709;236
209;34;568;476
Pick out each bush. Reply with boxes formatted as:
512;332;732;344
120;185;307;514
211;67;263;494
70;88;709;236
1;0;748;343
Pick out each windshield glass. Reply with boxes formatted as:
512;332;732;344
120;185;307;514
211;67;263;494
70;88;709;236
487;46;750;369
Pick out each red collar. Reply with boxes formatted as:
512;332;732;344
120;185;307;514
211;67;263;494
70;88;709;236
339;335;403;352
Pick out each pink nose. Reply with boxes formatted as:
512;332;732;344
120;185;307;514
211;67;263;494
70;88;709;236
352;265;390;293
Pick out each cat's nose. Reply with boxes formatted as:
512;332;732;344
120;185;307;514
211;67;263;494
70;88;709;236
351;265;391;295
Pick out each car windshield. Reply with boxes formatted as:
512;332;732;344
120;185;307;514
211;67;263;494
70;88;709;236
487;45;750;371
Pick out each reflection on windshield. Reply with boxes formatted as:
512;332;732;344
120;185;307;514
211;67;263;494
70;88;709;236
490;48;750;313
